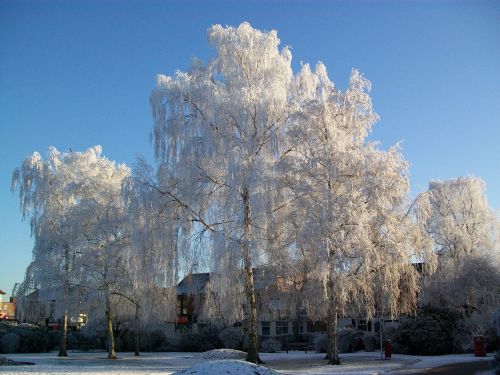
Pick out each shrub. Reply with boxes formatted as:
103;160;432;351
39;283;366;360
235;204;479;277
178;333;204;352
1;332;20;353
219;327;243;350
485;327;500;353
65;332;99;351
201;325;223;351
363;335;378;352
390;307;464;355
0;323;50;353
313;329;365;353
118;329;168;352
147;330;168;352
338;327;364;353
178;329;223;352
260;338;281;353
313;333;326;353
16;327;49;353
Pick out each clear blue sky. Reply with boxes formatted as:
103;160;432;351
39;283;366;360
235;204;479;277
1;0;499;297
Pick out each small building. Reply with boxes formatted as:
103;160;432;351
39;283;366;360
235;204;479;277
0;289;16;321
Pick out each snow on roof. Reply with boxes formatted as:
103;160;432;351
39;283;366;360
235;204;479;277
0;289;6;295
173;359;280;375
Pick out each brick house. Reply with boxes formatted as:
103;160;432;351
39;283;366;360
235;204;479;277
0;289;16;321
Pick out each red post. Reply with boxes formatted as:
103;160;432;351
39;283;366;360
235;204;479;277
384;339;392;360
473;336;486;357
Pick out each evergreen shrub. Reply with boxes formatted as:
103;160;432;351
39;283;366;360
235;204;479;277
219;327;243;350
0;332;20;353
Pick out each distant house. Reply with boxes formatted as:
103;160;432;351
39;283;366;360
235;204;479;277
175;272;210;328
0;289;16;321
172;270;396;341
19;288;86;330
21;289;57;327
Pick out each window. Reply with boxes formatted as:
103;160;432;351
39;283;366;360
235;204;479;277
261;321;270;336
176;297;188;315
384;319;399;323
354;319;372;332
276;319;289;335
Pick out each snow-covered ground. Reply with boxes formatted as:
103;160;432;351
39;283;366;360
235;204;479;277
173;359;279;374
0;350;494;375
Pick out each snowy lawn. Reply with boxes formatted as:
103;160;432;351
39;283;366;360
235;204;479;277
173;359;279;374
0;350;494;375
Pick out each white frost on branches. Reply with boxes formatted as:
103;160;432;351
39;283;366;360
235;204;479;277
149;22;436;364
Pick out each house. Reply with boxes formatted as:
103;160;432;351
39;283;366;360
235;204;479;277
0;289;16;321
173;270;396;341
18;288;86;330
21;289;57;327
175;272;210;328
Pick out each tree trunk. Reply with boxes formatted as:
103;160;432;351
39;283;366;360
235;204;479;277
58;310;68;357
326;244;340;365
134;304;140;356
326;303;340;364
244;265;261;363
105;292;117;359
58;246;69;357
379;317;384;360
242;187;262;364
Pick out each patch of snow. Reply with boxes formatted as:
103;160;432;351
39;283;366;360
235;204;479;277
173;360;280;375
194;349;246;360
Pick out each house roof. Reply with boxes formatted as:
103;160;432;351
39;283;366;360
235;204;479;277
177;273;210;295
176;267;288;296
0;289;6;295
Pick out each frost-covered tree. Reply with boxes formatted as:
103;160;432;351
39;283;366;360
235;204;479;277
427;177;499;263
279;65;436;364
150;23;294;363
12;146;130;359
69;150;130;359
425;177;500;314
149;22;437;364
119;165;182;354
12;147;98;356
